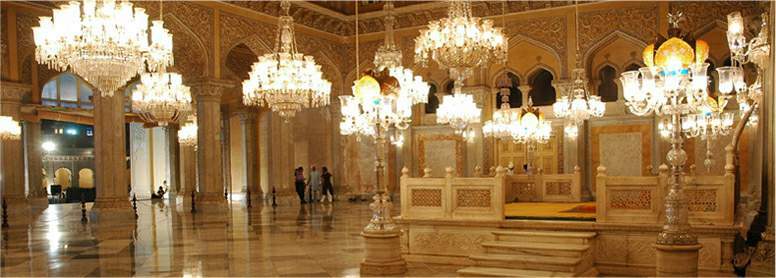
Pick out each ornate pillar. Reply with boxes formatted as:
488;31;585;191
239;110;262;203
191;79;232;213
90;87;135;232
25;120;47;210
1;82;30;225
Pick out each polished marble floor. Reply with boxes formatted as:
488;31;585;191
0;196;459;277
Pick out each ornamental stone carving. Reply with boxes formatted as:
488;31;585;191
545;181;572;196
685;189;718;212
670;1;765;34
410;189;442;207
609;189;652;210
579;6;657;55
456;189;491;208
507;16;567;62
412;231;489;255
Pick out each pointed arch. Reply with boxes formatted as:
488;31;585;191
508;35;563;76
582;30;648;76
164;15;209;79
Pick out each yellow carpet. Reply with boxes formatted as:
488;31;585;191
504;202;596;221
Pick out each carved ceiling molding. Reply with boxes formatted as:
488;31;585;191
670;1;766;35
578;6;657;57
227;1;576;36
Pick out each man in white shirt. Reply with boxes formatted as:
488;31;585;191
308;166;321;202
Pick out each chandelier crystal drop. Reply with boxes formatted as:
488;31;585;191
0;116;22;141
132;72;192;126
33;0;173;96
414;0;507;78
242;0;331;121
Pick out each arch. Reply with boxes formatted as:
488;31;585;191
41;73;96;109
594;62;621;78
597;65;619;102
583;30;648;76
54;167;73;189
527;68;556;106
623;61;644;72
490;67;524;89
443;80;455;94
493;71;523;109
507;35;564;76
78;168;94;189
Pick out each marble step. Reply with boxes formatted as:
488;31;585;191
482;241;589;257
470;253;582;273
457;266;574;277
493;230;597;245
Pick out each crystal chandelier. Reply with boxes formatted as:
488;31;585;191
553;2;605;138
484;98;552;145
340;1;428;146
415;0;507;135
242;0;331;121
177;118;197;147
0;116;21;141
33;0;173;96
719;11;770;127
132;72;192;126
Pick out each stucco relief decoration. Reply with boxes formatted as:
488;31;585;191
413;231;488;254
545;182;572;195
685;189;718;212
138;1;213;75
507;16;567;62
609;189;652;210
16;13;39;83
411;189;442;207
456;189;491;208
670;1;764;33
578;6;657;54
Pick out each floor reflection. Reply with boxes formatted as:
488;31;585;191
1;196;459;277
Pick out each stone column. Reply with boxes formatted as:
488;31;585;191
166;126;180;202
0;82;30;225
25;120;48;211
191;79;232;213
221;108;231;200
179;145;196;207
90;88;135;232
239;110;262;204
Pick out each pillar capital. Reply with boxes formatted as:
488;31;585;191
1;81;30;102
237;110;259;123
190;78;234;100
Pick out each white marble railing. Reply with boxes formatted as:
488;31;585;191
503;166;583;203
596;164;734;225
400;167;505;221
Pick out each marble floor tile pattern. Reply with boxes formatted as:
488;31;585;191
0;197;458;277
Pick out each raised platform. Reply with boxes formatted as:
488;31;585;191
397;217;738;277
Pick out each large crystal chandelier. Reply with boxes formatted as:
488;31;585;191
132;72;192;126
719;11;770;127
415;0;506;136
242;0;331;121
553;2;605;138
0;116;21;141
177;115;197;148
33;0;173;96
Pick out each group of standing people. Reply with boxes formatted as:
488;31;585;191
294;166;334;204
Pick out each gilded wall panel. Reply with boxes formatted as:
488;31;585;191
417;134;464;177
591;124;652;188
579;5;658;55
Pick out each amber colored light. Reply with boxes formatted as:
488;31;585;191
695;40;709;64
642;44;655;67
654;37;695;69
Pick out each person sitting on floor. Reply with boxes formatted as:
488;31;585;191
151;181;167;199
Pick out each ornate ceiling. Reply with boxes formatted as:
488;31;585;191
310;1;428;16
